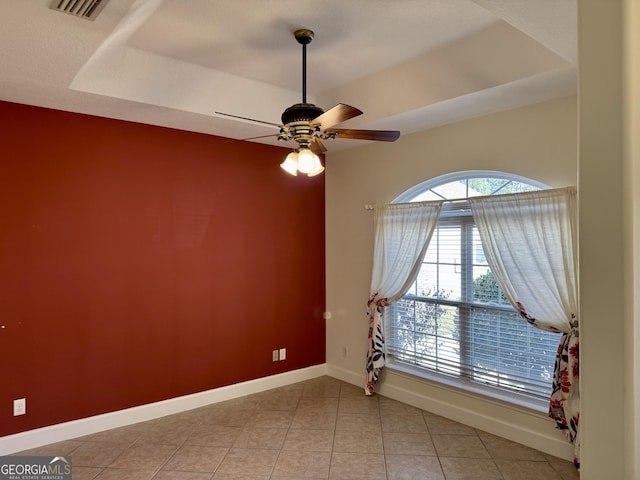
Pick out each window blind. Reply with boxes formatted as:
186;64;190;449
385;206;560;400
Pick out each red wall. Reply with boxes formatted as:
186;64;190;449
0;101;326;437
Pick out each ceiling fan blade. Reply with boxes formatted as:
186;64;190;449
326;128;400;142
215;111;282;128
310;137;327;154
242;133;281;141
310;104;363;129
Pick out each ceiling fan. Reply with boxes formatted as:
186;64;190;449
215;28;400;176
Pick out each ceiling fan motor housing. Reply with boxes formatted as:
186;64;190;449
281;103;324;126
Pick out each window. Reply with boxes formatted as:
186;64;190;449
384;172;561;403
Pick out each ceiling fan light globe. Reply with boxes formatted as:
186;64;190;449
280;152;299;176
297;149;317;174
307;162;325;177
306;154;324;176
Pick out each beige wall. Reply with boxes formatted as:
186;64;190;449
578;0;636;478
577;0;640;478
325;95;577;459
326;0;640;474
625;0;640;475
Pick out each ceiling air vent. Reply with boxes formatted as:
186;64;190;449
49;0;109;21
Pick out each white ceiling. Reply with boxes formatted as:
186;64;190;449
0;0;577;153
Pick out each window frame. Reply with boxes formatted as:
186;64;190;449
384;171;556;413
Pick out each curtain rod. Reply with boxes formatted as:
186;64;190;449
364;186;576;211
364;197;466;210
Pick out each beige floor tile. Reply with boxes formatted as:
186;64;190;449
439;457;503;479
423;413;478;435
245;410;294;429
68;466;103;480
172;408;211;424
335;413;381;432
549;460;581;480
333;430;383;454
282;429;335;452
496;459;564;480
161;444;228;472
185;425;243;447
148;413;197;430
302;378;342;398
107;443;178;470
385;454;445;480
94;468;156;479
135;426;190;447
276;383;307;394
290;409;338;430
153;471;213;480
298;396;340;411
339;383;367;398
477;431;547;461
216;396;260;411
542;452;570;462
78;424;146;445
10;377;574;480
272;450;331;478
380;414;428;434
432;434;491;459
382;432;436;456
196;408;255;428
212;474;268;480
143;416;188;429
329;452;386;480
233;427;288;449
252;387;298;399
338;396;380;415
378;397;423;417
215;447;279;477
70;441;130;467
200;398;256;414
254;391;302;411
13;439;85;457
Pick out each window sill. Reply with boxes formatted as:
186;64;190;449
385;361;550;417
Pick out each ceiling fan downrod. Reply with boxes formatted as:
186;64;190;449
294;29;314;104
280;29;323;131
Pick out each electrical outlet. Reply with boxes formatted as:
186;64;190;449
13;398;26;416
272;350;279;362
341;346;348;358
279;348;286;360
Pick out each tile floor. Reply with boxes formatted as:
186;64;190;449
14;376;579;479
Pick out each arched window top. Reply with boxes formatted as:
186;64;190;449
394;170;549;203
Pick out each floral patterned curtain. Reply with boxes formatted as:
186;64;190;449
365;201;442;395
469;187;579;468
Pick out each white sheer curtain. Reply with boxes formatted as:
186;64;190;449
469;187;580;467
365;201;442;395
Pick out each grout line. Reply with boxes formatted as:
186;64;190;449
424;411;449;480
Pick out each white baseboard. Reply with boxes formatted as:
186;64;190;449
0;364;327;455
326;363;367;390
326;363;573;462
